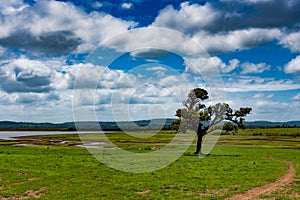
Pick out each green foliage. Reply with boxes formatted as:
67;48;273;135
223;122;238;133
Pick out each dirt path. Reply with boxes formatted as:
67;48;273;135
227;160;295;200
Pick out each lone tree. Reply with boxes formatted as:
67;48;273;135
172;88;251;155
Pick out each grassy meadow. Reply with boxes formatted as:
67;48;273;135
0;128;299;199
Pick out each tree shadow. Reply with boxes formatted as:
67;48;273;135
183;152;242;157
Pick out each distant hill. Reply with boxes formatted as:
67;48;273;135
244;121;300;128
0;121;76;131
0;119;299;131
0;119;176;131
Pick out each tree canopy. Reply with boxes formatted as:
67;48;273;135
172;88;252;155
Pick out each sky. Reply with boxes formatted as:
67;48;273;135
0;0;299;122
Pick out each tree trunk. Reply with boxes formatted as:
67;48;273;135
194;132;203;155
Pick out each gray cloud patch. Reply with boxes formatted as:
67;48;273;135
130;49;169;59
16;92;60;104
0;58;54;93
210;0;300;32
16;75;51;88
154;0;300;34
0;78;52;93
0;31;82;54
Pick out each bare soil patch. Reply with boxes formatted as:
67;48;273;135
227;159;295;200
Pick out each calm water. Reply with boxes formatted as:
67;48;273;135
0;131;102;140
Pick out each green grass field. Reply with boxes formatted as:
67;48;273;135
0;129;299;199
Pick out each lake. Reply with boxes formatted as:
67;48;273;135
0;131;101;140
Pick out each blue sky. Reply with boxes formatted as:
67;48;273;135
0;0;299;122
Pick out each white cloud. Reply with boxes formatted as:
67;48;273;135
121;3;133;9
293;93;300;101
224;76;300;92
145;66;167;77
15;92;60;105
253;93;264;99
103;27;281;58
0;1;299;123
0;0;136;53
253;100;300;121
226;92;300;121
240;62;271;74
0;57;53;93
266;93;274;98
284;55;300;74
280;32;300;52
220;59;240;73
151;2;285;54
0;0;27;15
146;66;167;71
0;90;18;104
0;56;298;122
152;2;219;34
184;57;223;74
0;90;73;123
191;28;281;54
102;27;208;58
253;93;274;99
184;56;239;74
1;4;28;15
54;63;137;90
93;2;103;8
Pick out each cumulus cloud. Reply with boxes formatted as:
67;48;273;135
0;89;74;122
184;56;239;74
0;0;27;15
153;0;300;33
0;0;299;122
102;27;208;58
280;32;300;52
0;31;82;54
107;26;275;56
152;2;219;34
253;100;300;121
0;57;138;97
16;92;60;105
53;63;137;90
191;28;281;54
184;57;222;74
151;0;299;53
220;59;240;73
284;55;300;74
0;90;18;105
0;58;53;93
240;62;271;74
127;83;175;104
0;0;136;54
225;91;300;121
